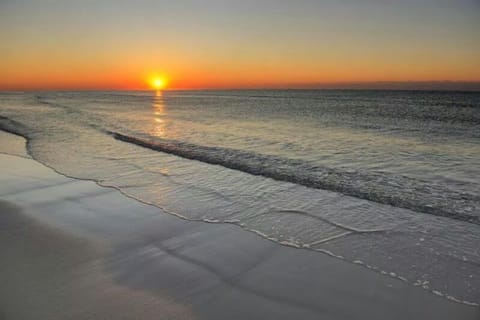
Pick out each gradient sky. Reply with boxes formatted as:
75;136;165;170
1;0;479;90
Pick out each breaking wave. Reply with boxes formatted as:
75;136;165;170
107;130;480;225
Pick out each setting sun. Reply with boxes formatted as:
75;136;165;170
149;76;168;90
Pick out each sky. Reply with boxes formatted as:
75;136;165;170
0;0;479;90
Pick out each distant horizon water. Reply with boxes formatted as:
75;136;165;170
2;81;480;92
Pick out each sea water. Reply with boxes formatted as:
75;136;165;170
1;90;479;304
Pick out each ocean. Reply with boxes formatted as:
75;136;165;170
1;89;479;305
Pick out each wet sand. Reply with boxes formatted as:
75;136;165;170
0;131;478;319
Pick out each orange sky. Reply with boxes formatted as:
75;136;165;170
1;0;479;90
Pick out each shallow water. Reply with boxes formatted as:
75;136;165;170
1;90;479;304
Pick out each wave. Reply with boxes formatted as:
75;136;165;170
1;111;479;225
0;116;28;137
107;130;480;225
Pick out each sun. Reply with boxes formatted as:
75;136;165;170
149;76;168;90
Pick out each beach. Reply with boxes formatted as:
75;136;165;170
1;131;479;319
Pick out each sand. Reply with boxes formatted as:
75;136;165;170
0;131;478;319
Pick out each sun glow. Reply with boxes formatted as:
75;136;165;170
149;76;168;90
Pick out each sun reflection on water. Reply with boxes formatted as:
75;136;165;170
150;91;167;138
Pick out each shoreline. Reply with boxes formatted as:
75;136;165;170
0;130;479;319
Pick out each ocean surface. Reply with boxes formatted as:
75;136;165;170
1;90;479;305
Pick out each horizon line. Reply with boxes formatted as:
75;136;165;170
1;81;480;92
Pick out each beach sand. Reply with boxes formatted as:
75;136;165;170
0;131;478;320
